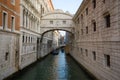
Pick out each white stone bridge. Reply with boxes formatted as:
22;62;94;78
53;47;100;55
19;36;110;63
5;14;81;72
40;10;74;35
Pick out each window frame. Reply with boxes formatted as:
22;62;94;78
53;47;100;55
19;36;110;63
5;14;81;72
86;8;88;15
104;54;111;67
86;26;88;34
2;11;8;30
104;13;111;28
11;15;15;32
92;0;96;9
50;21;53;24
63;20;66;24
92;20;96;32
92;51;96;61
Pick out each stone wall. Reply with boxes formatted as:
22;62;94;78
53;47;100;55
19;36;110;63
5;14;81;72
0;31;19;80
72;0;120;80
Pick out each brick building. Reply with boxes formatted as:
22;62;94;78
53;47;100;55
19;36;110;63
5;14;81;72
0;0;20;79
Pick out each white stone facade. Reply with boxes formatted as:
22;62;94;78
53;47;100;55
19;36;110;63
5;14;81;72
19;0;54;69
19;0;39;69
72;0;120;80
40;31;53;57
0;31;19;80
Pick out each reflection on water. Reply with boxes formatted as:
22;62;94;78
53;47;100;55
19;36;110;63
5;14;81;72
9;50;94;80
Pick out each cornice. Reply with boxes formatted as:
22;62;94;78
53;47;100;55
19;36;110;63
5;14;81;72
42;12;73;18
73;0;90;21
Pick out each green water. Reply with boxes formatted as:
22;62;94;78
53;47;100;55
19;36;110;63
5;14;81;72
9;50;94;80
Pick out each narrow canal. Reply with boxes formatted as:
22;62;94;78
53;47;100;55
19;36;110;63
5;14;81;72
8;50;95;80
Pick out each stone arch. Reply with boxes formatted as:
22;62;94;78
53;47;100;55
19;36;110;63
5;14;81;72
40;28;74;43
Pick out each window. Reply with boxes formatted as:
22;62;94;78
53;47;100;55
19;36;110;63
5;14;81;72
86;26;88;34
104;54;110;67
11;16;15;31
77;31;79;36
31;37;32;43
2;12;7;30
86;8;88;15
41;5;42;14
5;52;9;61
50;21;53;24
81;29;83;35
26;13;28;27
92;0;96;9
63;21;66;24
93;51;96;60
81;14;83;20
81;48;83;54
103;0;105;3
23;10;25;26
11;0;15;5
77;18;79;24
104;14;110;28
26;36;27;43
29;37;30;43
85;49;88;56
22;35;24;43
81;14;83;27
93;21;96;32
42;8;44;14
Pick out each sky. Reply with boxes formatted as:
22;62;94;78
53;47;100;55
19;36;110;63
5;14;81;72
52;0;83;36
52;0;83;14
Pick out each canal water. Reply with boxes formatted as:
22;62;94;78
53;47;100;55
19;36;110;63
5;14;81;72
8;50;94;80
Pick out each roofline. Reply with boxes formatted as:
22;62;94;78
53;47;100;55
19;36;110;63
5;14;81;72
42;12;73;18
73;0;90;21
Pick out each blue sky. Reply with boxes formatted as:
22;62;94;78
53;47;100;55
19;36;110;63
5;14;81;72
52;0;83;14
52;0;83;36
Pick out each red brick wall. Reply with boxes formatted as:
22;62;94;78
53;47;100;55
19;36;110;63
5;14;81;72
0;0;20;31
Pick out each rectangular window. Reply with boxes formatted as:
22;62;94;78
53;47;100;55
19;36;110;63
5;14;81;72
26;36;27;43
104;54;110;67
29;37;30;43
41;5;42;14
93;51;96;60
81;29;83;35
86;8;88;15
103;0;105;3
23;10;25;26
92;0;96;9
104;14;110;28
50;21;53;24
85;49;88;56
31;37;32;43
11;16;15;31
86;26;88;34
22;35;24;43
5;52;9;61
63;21;66;24
81;48;83;54
93;21;96;32
42;8;44;14
77;18;79;24
2;12;7;30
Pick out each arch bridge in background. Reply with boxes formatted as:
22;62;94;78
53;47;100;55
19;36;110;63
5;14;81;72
40;10;75;35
